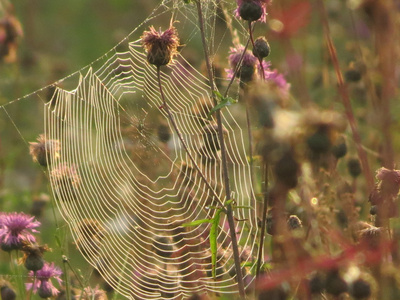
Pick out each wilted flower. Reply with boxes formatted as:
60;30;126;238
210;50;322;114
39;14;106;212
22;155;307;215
75;285;108;300
29;134;60;167
21;242;50;271
0;212;40;251
235;0;271;22
26;262;62;298
51;163;81;201
75;219;105;259
141;25;179;66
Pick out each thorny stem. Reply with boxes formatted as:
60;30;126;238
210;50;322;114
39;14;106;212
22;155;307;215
248;21;265;81
194;1;246;298
256;161;269;278
156;66;224;209
316;0;374;191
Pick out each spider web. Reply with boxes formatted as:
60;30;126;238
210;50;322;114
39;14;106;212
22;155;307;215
1;0;260;299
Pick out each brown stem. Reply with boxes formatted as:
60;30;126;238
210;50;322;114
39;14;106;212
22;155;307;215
194;1;246;297
316;0;374;191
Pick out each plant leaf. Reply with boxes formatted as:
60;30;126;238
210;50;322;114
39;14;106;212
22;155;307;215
182;219;212;227
210;209;222;279
207;91;237;119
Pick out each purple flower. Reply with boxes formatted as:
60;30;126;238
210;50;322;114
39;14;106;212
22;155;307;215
0;212;40;251
26;262;62;298
226;46;258;82
264;68;291;97
226;45;290;96
75;285;107;299
235;0;271;23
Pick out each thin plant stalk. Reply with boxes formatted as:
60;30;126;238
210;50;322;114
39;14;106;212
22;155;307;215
256;161;269;278
316;0;374;191
62;256;72;300
29;272;36;300
194;1;246;297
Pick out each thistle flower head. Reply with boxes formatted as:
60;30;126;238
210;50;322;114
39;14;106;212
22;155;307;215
75;285;107;300
235;0;271;23
226;46;258;82
29;134;60;167
0;212;40;251
141;25;180;66
26;262;62;297
21;242;50;271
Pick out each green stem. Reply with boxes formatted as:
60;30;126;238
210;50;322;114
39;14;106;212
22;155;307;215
247;21;265;81
194;1;246;298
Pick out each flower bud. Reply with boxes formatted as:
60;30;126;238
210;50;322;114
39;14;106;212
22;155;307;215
350;279;371;299
239;1;263;22
38;280;53;298
347;158;362;178
25;253;44;271
252;37;270;59
1;285;16;300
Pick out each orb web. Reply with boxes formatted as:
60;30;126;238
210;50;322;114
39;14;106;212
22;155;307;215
2;0;261;298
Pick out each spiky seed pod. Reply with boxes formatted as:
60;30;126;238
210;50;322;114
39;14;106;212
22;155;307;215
141;26;179;66
325;270;348;296
350;279;371;299
331;139;347;159
252;36;270;59
306;126;331;154
239;1;263;22
309;273;325;294
370;205;377;215
287;215;302;230
345;68;362;82
21;242;49;271
347;158;362;178
157;123;171;143
274;151;299;189
29;134;60;167
0;285;16;300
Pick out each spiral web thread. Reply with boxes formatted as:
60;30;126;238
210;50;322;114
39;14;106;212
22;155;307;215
1;1;260;299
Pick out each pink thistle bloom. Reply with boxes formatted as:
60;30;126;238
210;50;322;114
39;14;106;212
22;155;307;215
0;212;40;251
235;0;272;23
226;45;290;96
26;262;63;298
226;46;258;81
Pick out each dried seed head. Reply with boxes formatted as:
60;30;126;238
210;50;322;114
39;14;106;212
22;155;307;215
1;285;16;300
350;278;371;299
359;226;382;249
29;134;60;167
157;123;171;143
252;36;270;59
141;26;179;66
21;242;49;271
287;215;302;230
325;269;348;296
347;158;362;178
239;1;263;21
